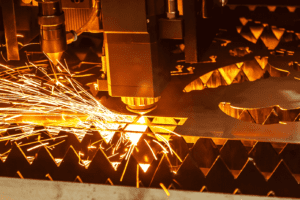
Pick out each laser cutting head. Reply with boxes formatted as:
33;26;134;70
37;0;67;66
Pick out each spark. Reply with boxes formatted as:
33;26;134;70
155;133;173;155
46;140;65;150
107;152;119;159
144;139;157;160
171;149;183;163
27;142;49;151
156;126;181;137
4;115;22;121
160;183;170;196
0;60;181;189
152;139;169;153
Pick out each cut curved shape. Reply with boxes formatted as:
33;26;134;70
184;57;289;92
236;20;297;50
219;102;300;125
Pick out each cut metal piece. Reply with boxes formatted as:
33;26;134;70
219;102;300;125
184;57;290;92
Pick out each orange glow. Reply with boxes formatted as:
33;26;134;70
111;162;120;171
136;116;147;124
144;139;157;160
126;133;142;146
124;124;148;132
100;131;115;143
139;163;150;172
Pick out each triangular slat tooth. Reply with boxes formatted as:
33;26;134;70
233;188;242;194
232;69;249;84
205;70;227;88
267;191;276;197
205;156;235;193
19;137;40;157
149;154;172;188
147;117;155;123
236;26;242;33
248;5;256;11
50;131;81;158
84;148;115;184
102;132;126;162
174;118;182;125
74;176;83;183
276;108;300;122
247;107;274;125
281;31;295;43
294;113;300;122
238;109;256;123
218;64;241;85
115;156;139;186
236;62;243;69
241;59;265;82
105;178;114;185
249;142;280;172
176;118;187;126
7;123;24;135
39;130;52;140
268;160;299;198
287;6;296;12
280;143;300;174
31;146;58;179
266;64;290;77
254;56;268;70
271;27;285;40
132;134;160;165
190;138;219;168
249;24;264;40
4;142;31;177
54;146;85;181
239;17;248;26
239;25;257;43
139;153;162;187
270;142;286;154
80;130;103;160
167;135;189;167
237;158;268;195
267;6;276;12
200;185;209;192
174;154;205;191
260;26;280;50
263;109;280;125
240;140;256;153
220;140;248;170
184;78;205;92
200;71;214;84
